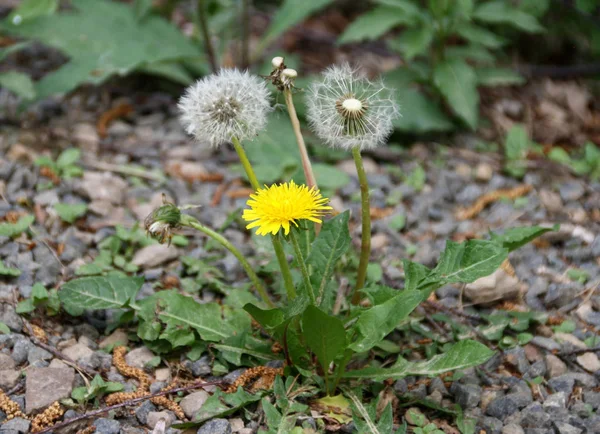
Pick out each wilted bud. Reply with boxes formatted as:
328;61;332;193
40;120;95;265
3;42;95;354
281;68;297;89
144;195;181;245
271;56;284;69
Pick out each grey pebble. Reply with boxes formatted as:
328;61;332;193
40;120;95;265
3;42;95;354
0;417;30;433
486;395;521;420
197;418;232;434
480;416;503;434
93;417;121;434
450;383;481;409
559;181;585;202
520;402;551;428
135;400;157;425
554;421;583;434
530;336;561;351
11;338;31;365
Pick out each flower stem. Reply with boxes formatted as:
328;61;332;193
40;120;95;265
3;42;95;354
232;137;260;190
289;230;315;305
284;90;318;191
181;215;274;308
350;147;371;305
195;0;218;73
231;136;296;301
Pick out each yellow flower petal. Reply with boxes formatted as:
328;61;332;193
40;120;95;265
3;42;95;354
242;180;332;236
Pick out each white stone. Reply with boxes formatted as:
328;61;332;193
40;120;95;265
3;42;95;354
577;352;600;373
125;347;155;369
62;343;94;361
132;244;179;268
179;390;209;419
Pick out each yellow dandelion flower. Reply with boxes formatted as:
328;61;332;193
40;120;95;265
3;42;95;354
243;181;332;236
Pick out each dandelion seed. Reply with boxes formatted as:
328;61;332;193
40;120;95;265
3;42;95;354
242;181;332;236
178;69;272;147
306;63;400;151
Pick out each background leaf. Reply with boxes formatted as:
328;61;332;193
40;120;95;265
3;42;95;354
477;68;525;87
473;1;545;33
433;58;479;129
0;215;34;237
490;224;558;252
0;72;35;99
338;6;413;44
54;203;88;224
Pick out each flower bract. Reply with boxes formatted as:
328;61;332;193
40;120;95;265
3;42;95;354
178;69;272;147
306;63;399;151
242;181;332;236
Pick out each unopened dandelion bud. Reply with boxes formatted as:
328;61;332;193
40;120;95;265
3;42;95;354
272;56;284;69
307;63;400;151
282;68;297;79
144;197;182;245
179;69;272;147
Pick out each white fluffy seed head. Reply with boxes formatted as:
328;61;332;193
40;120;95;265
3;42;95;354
272;56;284;68
306;63;400;152
178;69;272;147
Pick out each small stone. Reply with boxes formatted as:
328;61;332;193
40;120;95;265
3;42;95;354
0;304;22;332
94;417;121;434
155;367;171;383
99;329;129;349
539;189;563;212
1;416;30;433
11;339;31;365
531;336;561;351
180;391;209;419
502;423;525;434
584;391;600;410
0;369;20;389
27;345;51;366
25;367;75;413
394;379;408;394
545;354;567;378
147;411;175;428
72;123;99;153
553;422;582;434
576;352;600;373
504;347;530;375
135;400;156;425
131;244;179;268
80;171;128;204
481;416;503;434
229;418;244;432
486;395;520;420
197;418;232;434
370;233;388;251
0;353;15;369
62;342;94;361
125;347;155;369
474;163;493;182
554;332;586;349
559;181;585;202
520;402;550;427
544;392;567;411
450;383;481;409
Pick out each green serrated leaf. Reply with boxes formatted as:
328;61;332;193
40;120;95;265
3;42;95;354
390;86;454;133
345;340;494;379
433;58;479;129
54;203;88;224
307;211;351;304
419;239;508;295
402;260;431;292
490;224;558;252
59;275;143;315
0;215;34;238
389;24;434;60
350;289;422;353
301;306;346;373
56;148;81;168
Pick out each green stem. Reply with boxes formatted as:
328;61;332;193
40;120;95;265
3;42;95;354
181;215;274;308
272;233;296;300
289;230;315;305
195;0;218;73
232;137;260;190
231;136;296;301
350;147;371;305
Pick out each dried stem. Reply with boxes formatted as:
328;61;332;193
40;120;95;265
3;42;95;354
240;0;250;69
196;0;218;73
34;380;224;434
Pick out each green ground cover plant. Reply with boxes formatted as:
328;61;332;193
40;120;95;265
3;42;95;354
12;59;558;428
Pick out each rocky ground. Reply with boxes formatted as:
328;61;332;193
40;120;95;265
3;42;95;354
0;82;599;434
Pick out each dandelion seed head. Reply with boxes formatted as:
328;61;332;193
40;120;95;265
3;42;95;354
307;63;400;151
242;181;332;236
178;69;272;147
